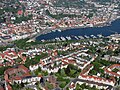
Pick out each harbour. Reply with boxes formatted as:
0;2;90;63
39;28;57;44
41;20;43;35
36;19;120;41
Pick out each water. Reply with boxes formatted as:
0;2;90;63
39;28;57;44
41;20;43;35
36;19;120;41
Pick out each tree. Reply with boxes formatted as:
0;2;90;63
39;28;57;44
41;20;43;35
90;70;97;75
81;83;87;89
0;66;11;75
58;68;61;74
40;77;44;83
76;83;82;90
61;69;66;76
65;65;70;75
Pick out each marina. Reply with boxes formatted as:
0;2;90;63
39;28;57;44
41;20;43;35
39;35;103;42
36;19;120;41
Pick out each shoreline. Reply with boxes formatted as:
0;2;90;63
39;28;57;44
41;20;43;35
32;18;119;41
0;17;119;46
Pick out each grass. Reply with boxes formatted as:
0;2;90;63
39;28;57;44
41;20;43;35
34;67;48;76
45;82;54;89
59;81;67;88
89;59;117;77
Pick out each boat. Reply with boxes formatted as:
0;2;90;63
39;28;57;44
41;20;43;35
97;34;103;38
74;36;79;40
90;35;96;38
60;37;66;41
52;30;57;32
78;36;84;39
84;35;89;39
55;37;61;41
93;36;97;38
41;39;45;42
66;36;71;40
90;35;94;38
57;29;62;32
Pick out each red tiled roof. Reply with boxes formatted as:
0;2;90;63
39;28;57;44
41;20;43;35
4;65;30;82
17;10;23;15
104;64;120;77
0;54;4;58
62;60;68;65
70;83;75;88
80;74;114;83
0;86;4;90
7;84;12;90
14;77;21;80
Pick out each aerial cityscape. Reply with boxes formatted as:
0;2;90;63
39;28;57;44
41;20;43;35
0;0;120;90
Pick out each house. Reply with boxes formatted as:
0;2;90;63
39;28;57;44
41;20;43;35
104;64;120;78
47;75;58;88
4;65;43;90
4;65;30;83
17;10;23;16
